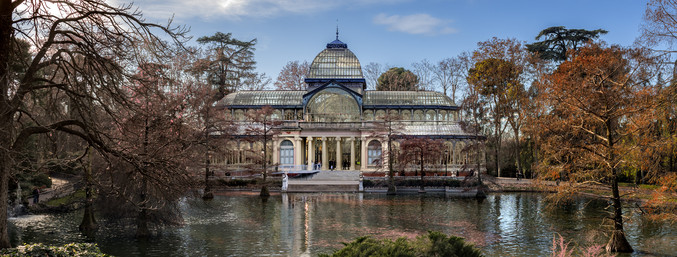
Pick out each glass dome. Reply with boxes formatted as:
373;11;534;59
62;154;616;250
307;43;363;80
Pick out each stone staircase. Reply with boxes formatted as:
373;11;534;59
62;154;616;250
286;171;361;192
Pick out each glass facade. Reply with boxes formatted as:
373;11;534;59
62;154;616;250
306;88;360;122
218;91;304;107
364;91;454;106
212;36;484;173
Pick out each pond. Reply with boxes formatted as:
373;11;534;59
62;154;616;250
8;192;677;256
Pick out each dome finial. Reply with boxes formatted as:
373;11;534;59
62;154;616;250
327;21;347;49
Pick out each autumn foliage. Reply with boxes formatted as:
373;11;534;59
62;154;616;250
532;43;662;253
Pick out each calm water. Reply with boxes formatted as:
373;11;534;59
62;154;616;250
8;192;677;256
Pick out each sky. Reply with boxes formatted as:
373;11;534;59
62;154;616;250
126;0;650;83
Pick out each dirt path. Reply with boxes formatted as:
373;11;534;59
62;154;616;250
28;177;74;206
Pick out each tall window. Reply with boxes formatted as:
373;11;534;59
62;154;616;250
279;140;294;165
367;140;382;167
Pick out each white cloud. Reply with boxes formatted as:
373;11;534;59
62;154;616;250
373;13;457;35
123;0;404;21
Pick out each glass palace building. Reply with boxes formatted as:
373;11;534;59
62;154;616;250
215;37;484;174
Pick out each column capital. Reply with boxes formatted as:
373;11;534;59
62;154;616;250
307;136;313;141
294;136;301;141
321;136;327;141
335;136;341;141
346;137;354;142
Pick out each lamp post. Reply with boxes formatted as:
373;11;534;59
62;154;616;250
444;150;448;176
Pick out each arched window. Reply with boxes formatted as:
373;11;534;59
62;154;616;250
426;110;436;121
272;110;282;120
306;87;360;122
413;110;424;121
284;109;295;120
367;140;382;167
375;110;386;120
388;110;399;118
439;110;447;121
401;110;411;120
364;110;374;121
234;110;245;121
279;140;294;165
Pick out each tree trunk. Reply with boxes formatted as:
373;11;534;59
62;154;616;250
79;200;97;237
605;120;633;253
203;111;213;200
419;150;425;193
136;177;150;238
0;144;10;248
514;127;522;179
260;125;270;197
476;141;486;199
494;138;500;177
387;134;396;195
606;172;633;252
0;1;15;248
494;119;501;177
79;151;97;237
136;208;150;238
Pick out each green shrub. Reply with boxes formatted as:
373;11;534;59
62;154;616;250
319;231;483;257
0;243;108;257
31;173;52;188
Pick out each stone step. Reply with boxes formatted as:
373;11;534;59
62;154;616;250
305;171;360;181
286;184;359;192
288;180;359;185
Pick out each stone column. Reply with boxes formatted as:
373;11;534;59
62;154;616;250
294;136;302;166
361;137;368;170
321;137;328;170
307;137;314;170
349;137;356;170
383;140;389;171
335;137;342;170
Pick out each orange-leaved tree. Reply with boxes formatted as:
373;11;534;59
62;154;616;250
534;43;658;253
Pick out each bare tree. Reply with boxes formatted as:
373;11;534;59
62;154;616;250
241;72;271;90
363;62;387;90
245;106;281;197
0;0;187;247
398;137;444;193
370;113;404;194
411;59;435;91
274;60;309;90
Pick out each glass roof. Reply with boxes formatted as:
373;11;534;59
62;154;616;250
216;90;456;108
216;91;305;107
307;48;364;79
364;91;456;107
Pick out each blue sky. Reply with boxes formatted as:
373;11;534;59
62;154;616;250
127;0;649;82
